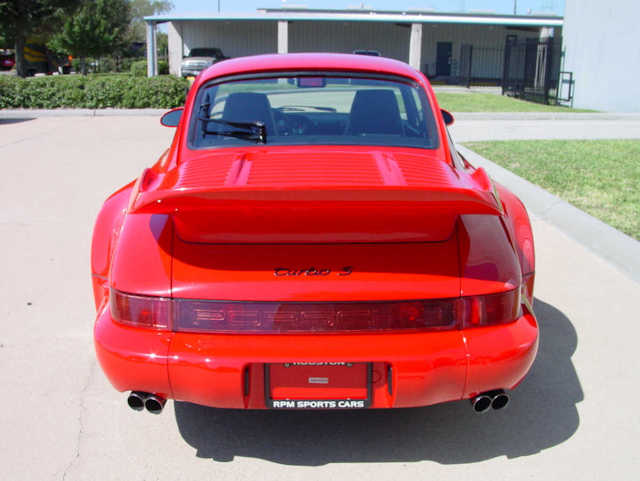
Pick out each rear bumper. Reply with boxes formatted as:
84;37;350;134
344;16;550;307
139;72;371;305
94;306;538;409
181;67;204;77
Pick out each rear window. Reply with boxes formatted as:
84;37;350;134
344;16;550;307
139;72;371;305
189;48;222;57
189;73;439;150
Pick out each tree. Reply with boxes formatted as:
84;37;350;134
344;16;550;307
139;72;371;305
0;0;81;77
48;0;131;74
0;30;15;49
128;0;173;43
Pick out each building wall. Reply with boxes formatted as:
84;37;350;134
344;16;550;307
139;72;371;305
174;20;277;56
563;0;640;112
167;21;183;76
288;21;410;62
421;24;540;79
167;19;542;81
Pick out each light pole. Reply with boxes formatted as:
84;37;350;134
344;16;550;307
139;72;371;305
513;0;517;15
218;0;221;13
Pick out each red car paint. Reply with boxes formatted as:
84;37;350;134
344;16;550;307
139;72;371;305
92;53;537;411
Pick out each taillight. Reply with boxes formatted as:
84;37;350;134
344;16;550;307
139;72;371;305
110;289;171;329
173;298;458;333
459;288;522;329
109;288;521;333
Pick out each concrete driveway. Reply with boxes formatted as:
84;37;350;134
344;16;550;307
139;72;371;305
1;116;639;480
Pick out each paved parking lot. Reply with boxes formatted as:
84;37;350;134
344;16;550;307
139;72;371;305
1;116;639;480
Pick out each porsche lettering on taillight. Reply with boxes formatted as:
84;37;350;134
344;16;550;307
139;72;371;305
109;288;521;333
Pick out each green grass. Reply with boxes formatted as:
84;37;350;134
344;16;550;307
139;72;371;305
436;92;593;112
463;140;640;239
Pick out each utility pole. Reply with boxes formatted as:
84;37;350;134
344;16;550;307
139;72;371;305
513;0;517;15
218;0;221;13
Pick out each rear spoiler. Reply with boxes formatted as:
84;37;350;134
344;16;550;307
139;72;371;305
130;165;500;214
128;165;502;243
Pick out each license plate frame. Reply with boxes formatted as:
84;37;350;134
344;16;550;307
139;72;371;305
265;362;373;409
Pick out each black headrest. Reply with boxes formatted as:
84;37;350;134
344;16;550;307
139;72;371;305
349;89;403;135
222;92;274;134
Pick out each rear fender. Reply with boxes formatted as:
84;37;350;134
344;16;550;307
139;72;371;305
495;182;535;302
91;182;134;311
109;213;173;297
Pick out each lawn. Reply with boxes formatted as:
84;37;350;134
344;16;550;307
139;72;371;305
436;92;593;113
463;140;640;240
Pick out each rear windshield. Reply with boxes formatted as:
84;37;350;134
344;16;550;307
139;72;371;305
189;73;439;150
189;48;222;57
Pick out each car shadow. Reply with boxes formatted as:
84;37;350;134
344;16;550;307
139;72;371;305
0;118;34;125
174;297;582;464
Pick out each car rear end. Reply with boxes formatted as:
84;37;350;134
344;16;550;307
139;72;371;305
93;56;537;414
94;150;538;412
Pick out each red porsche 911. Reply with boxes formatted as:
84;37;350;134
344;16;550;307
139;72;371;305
92;53;537;415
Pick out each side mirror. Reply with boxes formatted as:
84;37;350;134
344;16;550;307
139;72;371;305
160;107;184;127
441;109;454;126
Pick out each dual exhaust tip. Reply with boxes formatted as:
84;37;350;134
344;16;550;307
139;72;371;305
127;391;166;414
129;390;508;414
471;390;510;413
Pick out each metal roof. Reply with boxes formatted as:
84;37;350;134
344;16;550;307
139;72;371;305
145;9;563;27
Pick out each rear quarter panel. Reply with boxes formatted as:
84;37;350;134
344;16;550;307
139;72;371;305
91;182;134;311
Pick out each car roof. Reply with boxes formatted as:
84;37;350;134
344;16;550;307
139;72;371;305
195;53;422;84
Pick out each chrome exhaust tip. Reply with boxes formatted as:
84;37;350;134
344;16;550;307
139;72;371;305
471;394;492;413
144;395;167;414
127;391;147;411
491;392;510;410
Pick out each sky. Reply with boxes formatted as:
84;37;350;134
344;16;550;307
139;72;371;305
169;0;564;16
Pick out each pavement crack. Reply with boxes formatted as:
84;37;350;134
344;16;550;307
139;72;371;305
61;359;96;481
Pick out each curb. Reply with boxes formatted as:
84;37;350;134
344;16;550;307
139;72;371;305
0;108;166;118
453;112;640;121
457;144;640;285
2;109;640;121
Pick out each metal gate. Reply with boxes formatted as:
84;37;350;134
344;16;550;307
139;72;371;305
502;35;564;104
459;44;473;88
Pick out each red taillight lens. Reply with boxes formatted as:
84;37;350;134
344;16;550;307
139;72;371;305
110;289;171;330
108;288;521;333
173;299;458;333
460;289;522;329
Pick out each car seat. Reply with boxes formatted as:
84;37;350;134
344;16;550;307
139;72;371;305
222;92;276;135
348;89;403;135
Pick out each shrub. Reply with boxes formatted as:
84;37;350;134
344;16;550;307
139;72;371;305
0;74;189;109
130;59;169;76
70;57;144;74
130;60;147;77
118;57;138;73
96;57;116;73
71;58;82;73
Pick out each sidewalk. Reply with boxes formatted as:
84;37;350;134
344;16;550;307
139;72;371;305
450;116;640;141
3;108;640;122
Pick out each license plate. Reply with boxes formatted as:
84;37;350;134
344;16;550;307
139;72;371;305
265;362;372;409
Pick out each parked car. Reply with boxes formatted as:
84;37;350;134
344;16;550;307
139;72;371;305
0;50;15;70
92;53;538;415
180;47;228;77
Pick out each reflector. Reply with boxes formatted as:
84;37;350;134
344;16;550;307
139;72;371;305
173;298;459;333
